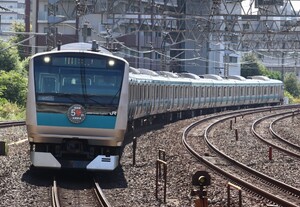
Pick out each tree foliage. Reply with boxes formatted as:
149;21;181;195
241;53;260;77
241;53;281;80
9;22;27;61
0;70;27;106
284;72;300;97
0;41;22;72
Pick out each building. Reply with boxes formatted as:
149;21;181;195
26;0;300;77
0;0;25;41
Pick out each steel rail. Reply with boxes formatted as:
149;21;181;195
51;178;60;207
0;121;25;128
269;111;300;151
252;111;300;159
182;106;300;207
94;178;111;207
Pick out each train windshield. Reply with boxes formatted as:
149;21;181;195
33;53;125;107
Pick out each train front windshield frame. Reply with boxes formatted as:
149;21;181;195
33;53;125;107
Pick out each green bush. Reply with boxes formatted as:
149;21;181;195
0;98;25;120
0;70;27;107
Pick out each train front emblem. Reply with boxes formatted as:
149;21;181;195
67;104;86;124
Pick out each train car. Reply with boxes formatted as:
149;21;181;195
26;42;129;170
127;69;284;128
26;42;284;171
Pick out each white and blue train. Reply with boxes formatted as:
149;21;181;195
26;42;284;171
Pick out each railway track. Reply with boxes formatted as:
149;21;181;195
0;121;25;128
252;110;300;159
182;105;300;206
269;111;300;151
51;176;111;207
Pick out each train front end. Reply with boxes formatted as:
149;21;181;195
26;48;129;171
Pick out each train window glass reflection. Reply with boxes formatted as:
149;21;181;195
39;74;58;93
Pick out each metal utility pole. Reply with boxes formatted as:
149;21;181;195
281;43;285;81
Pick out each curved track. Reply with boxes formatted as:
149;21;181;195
182;105;300;206
252;110;300;159
269;111;300;151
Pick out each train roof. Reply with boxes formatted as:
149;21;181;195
201;74;223;80
178;72;201;80
52;42;112;54
227;75;246;81
129;68;283;86
157;71;179;78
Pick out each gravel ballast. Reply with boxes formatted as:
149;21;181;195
0;112;298;206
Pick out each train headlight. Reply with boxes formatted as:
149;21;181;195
108;59;115;67
44;56;51;63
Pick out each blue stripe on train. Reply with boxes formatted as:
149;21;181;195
37;112;116;129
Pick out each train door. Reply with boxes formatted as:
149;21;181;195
201;86;206;107
228;86;233;105
195;86;200;108
167;85;172;111
224;86;228;105
184;86;188;110
264;86;269;103
135;83;141;118
193;86;198;109
150;84;154;114
246;86;250;104
210;86;216;107
218;86;222;106
174;85;178;110
154;85;159;113
162;84;166;112
252;86;257;104
178;86;182;110
208;87;212;107
128;83;133;119
234;85;239;105
258;85;262;103
241;86;245;104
